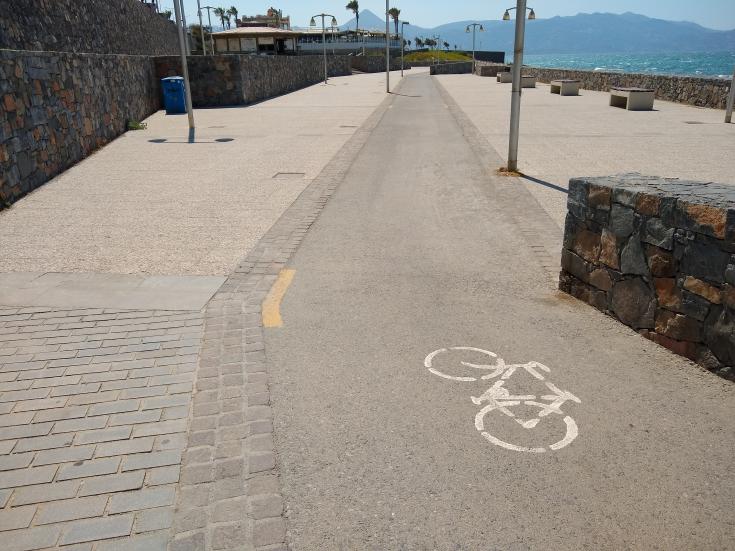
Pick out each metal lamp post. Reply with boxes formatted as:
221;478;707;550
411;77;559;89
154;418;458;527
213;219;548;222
726;65;735;123
503;2;535;172
385;0;390;93
172;0;195;142
196;0;206;55
465;23;484;74
401;21;410;77
202;6;215;54
311;14;338;84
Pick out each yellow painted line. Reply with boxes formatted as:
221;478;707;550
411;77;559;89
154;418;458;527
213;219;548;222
262;269;296;328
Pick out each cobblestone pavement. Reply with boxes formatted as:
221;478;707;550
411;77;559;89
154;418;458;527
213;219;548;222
0;306;202;550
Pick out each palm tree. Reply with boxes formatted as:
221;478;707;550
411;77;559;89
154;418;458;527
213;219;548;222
407;39;412;50
388;7;401;38
443;41;449;51
226;6;238;27
213;7;226;30
346;1;359;31
415;37;423;49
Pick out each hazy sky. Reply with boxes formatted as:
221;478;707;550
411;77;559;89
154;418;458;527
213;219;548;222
172;1;735;31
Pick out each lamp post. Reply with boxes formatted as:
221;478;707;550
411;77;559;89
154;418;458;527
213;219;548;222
177;0;190;55
465;23;484;74
385;0;390;93
310;13;338;84
202;6;215;53
401;21;410;77
503;2;535;172
172;0;195;142
726;65;735;123
196;0;206;55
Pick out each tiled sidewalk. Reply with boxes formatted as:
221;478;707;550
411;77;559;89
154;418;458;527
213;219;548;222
0;306;202;550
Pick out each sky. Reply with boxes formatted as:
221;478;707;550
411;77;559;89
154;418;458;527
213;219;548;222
171;1;735;31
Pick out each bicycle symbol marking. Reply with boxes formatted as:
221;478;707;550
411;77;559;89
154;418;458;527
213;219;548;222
425;347;581;453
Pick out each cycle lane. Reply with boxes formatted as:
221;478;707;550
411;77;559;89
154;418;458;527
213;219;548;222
264;72;734;550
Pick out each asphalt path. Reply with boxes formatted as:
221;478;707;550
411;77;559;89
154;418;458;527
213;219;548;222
265;72;734;550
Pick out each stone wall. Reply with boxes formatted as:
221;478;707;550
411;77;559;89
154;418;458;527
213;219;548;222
430;62;473;75
155;55;352;108
0;50;159;208
350;56;402;73
559;174;735;380
475;62;510;77
525;67;730;110
0;0;179;55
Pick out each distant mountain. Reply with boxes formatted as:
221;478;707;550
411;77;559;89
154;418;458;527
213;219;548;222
340;10;735;55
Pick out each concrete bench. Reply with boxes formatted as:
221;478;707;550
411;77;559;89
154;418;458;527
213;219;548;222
497;71;513;83
550;79;580;96
609;87;655;111
521;75;536;88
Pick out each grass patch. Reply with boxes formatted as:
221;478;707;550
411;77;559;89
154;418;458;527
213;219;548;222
404;51;472;63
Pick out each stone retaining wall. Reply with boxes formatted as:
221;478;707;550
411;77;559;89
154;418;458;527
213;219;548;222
525;67;730;109
559;174;735;380
430;62;474;75
0;0;179;55
0;50;159;208
475;62;510;77
350;56;402;73
154;55;352;108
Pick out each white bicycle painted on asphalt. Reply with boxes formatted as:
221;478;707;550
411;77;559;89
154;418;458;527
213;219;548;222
425;347;581;453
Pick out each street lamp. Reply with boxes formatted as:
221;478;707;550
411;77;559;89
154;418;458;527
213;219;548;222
310;13;338;84
401;21;410;77
196;0;206;55
465;23;484;73
172;0;195;142
202;6;215;54
503;1;535;172
726;65;735;123
385;0;390;93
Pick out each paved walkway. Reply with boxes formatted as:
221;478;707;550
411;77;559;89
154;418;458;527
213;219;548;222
264;72;734;549
0;66;733;551
436;74;735;236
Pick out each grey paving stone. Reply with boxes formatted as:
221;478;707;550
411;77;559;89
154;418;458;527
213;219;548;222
59;514;134;545
131;419;186;438
74;426;132;445
121;450;181;472
0;504;36;530
170;531;205;551
0;465;56;489
162;405;189;420
120;386;167;399
52;415;108;433
96;531;169;551
252;518;286;548
88;399;139;416
94;437;154;458
212;522;249;550
108;409;161;427
0;422;52;440
147;465;180;486
0;451;34;471
35;495;107;525
5;524;60;551
0;388;50;403
78;471;144;497
141;394;189;410
30;375;82;388
67;390;120;406
11;479;80;505
13;433;73;453
134;506;174;533
33;405;88;423
50;383;102;397
0;488;10;507
57;457;121;481
33;444;95;466
107;486;176;514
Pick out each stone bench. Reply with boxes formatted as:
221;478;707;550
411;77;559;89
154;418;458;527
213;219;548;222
550;79;580;96
559;174;735;380
497;71;513;83
609;87;655;111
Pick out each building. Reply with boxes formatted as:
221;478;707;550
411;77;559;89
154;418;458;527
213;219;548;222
237;7;290;30
212;27;298;54
294;28;401;54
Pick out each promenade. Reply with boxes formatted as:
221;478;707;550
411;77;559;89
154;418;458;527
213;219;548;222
0;68;733;550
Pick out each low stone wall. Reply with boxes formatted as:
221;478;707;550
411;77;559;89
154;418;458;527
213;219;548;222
0;50;159;208
155;55;352;108
559;174;735;380
525;67;730;109
0;0;179;55
430;62;473;75
475;62;510;77
350;56;402;73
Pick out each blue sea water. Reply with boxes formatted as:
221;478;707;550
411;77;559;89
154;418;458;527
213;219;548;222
520;52;735;79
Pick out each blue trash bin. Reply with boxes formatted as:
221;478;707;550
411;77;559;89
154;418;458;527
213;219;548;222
161;76;186;114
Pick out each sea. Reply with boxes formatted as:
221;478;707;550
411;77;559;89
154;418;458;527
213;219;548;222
520;52;735;79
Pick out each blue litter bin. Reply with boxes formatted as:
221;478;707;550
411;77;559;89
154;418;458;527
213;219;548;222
161;76;186;114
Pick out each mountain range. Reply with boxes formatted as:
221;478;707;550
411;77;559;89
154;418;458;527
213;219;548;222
341;10;735;55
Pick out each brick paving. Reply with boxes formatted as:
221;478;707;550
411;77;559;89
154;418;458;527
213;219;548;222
0;306;202;550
